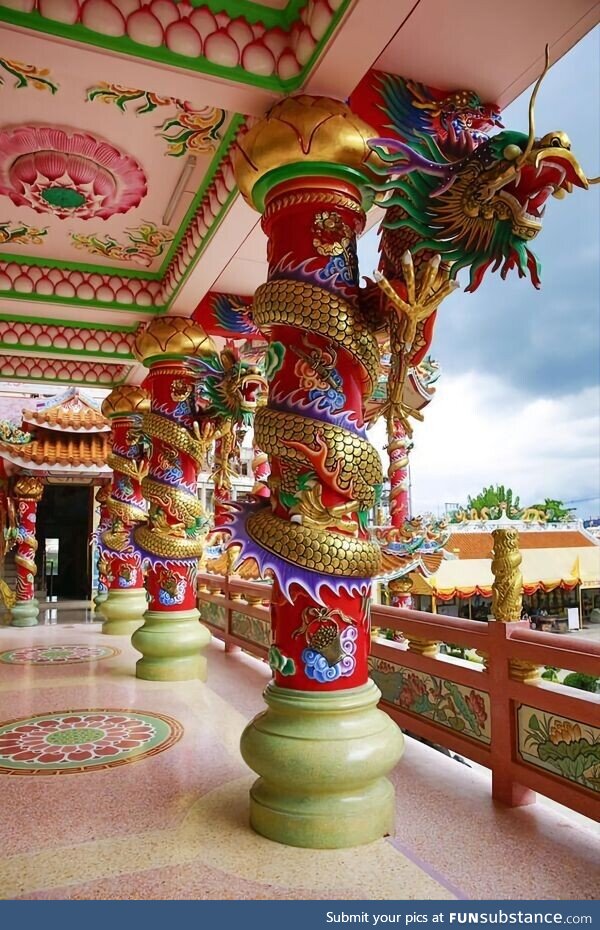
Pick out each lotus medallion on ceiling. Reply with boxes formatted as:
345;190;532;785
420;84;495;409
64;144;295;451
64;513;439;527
0;126;147;220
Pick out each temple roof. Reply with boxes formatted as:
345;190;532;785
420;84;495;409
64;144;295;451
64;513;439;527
0;435;109;472
0;387;111;475
22;387;109;434
446;530;598;560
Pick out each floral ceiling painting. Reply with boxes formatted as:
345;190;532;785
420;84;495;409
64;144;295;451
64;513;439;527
0;53;233;275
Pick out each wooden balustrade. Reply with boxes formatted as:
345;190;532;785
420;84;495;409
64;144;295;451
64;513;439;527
198;573;599;822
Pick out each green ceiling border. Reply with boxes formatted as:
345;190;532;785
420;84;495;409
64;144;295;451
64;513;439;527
0;289;164;314
0;250;162;280
0;367;130;388
0;0;352;93
0;340;135;360
163;187;238;311
188;0;306;30
0;311;139;333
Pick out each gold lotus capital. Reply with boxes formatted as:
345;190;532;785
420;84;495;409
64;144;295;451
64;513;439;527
102;385;151;419
234;95;382;210
134;318;215;366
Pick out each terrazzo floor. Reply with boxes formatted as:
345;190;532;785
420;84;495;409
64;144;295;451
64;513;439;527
0;615;598;900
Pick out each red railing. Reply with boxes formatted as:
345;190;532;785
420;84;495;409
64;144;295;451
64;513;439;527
198;574;600;821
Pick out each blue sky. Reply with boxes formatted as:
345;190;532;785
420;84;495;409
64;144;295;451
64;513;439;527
358;27;600;519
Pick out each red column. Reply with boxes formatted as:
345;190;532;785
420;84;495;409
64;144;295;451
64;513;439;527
11;476;44;626
231;95;403;849
212;431;235;529
94;482;111;600
132;318;217;680
388;417;411;528
104;415;148;591
138;359;202;611
262;185;380;690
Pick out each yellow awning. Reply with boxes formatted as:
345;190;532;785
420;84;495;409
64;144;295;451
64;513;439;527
428;547;600;596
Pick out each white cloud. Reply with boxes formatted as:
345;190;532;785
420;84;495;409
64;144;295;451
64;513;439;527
369;372;600;518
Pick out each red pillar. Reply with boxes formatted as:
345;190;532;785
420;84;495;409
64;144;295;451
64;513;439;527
388;417;411;528
231;96;403;847
132;318;217;681
11;476;44;626
99;387;150;636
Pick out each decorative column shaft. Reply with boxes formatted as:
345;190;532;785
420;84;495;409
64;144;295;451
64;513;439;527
99;387;150;635
388;418;412;528
93;482;111;616
11;476;44;627
132;318;215;681
232;96;403;848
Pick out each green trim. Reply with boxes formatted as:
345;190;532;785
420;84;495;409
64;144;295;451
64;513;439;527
0;288;163;314
157;114;245;274
0;340;135;361
252;163;375;212
164;187;237;311
0;367;131;389
188;0;306;30
0;310;138;333
0;251;162;280
0;0;352;93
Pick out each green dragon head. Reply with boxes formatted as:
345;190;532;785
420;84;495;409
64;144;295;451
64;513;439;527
370;126;591;291
369;53;597;292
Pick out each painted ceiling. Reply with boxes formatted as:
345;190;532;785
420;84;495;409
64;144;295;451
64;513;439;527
0;0;597;391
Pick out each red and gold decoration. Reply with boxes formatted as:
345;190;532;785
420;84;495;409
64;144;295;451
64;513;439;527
11;475;44;627
231;95;404;849
132;318;217;681
99;385;150;636
93;482;111;616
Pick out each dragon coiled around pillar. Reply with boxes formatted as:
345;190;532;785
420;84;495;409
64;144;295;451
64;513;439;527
134;401;213;561
225;159;384;602
228;276;384;596
13;476;43;600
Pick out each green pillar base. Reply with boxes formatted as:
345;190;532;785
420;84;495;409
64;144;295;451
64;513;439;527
132;608;210;681
241;680;404;849
93;590;108;620
99;588;147;636
10;598;39;627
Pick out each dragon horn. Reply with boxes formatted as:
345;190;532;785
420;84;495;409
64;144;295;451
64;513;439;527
517;44;551;167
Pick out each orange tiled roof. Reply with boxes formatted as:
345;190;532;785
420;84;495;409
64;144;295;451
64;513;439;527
447;530;596;560
22;406;109;432
0;435;109;468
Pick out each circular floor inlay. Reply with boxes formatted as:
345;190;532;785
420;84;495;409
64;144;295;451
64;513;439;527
0;710;182;775
0;644;120;665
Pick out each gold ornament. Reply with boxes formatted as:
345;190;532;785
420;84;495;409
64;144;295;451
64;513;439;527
491;528;523;622
234;95;383;208
254;278;380;391
13;476;44;501
134;317;215;364
101;385;150;419
247;507;380;577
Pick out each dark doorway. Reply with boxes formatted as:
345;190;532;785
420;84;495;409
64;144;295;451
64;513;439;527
36;485;93;599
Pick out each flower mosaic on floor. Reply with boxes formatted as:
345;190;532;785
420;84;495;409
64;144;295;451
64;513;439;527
0;644;119;665
0;710;182;775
